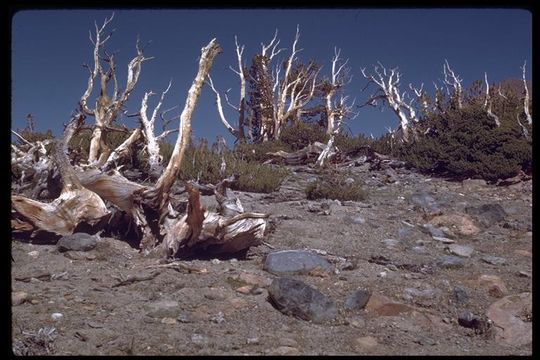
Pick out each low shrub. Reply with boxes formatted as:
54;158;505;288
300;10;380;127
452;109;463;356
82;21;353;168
280;122;329;151
179;145;288;193
234;140;291;163
394;105;532;181
305;171;367;201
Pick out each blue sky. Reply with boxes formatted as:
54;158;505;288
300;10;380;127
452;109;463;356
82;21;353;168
11;8;532;146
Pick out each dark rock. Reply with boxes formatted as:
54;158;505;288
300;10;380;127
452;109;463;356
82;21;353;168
56;233;97;252
435;256;465;269
464;203;507;227
453;286;470;305
345;289;372;310
263;250;332;275
458;310;491;333
481;255;506;266
267;277;337;323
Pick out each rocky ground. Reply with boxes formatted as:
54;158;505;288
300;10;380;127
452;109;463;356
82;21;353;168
11;161;532;355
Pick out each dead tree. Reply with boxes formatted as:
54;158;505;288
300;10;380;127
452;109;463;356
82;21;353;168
520;61;532;126
79;13;152;166
442;59;463;109
361;62;418;143
12;114;110;240
207;36;247;142
484;73;501;127
323;48;356;135
212;27;318;143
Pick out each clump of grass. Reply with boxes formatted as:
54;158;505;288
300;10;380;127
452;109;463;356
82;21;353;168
179;145;288;193
305;171;366;201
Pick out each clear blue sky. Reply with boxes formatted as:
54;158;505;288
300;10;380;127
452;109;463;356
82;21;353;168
11;8;532;146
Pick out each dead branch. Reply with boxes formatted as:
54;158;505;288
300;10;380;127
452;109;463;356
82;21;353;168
521;61;532;125
484;72;500;127
443;59;463;109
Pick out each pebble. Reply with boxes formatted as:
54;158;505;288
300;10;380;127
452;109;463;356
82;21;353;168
402;288;436;301
27;250;39;258
51;312;64;321
422;223;446;238
349;316;366;328
191;334;207;345
209;311;225;324
176;313;193;323
447;244;474;258
12;291;29;306
382;239;400;248
481;255;506;266
518;271;531;278
246;337;260;345
435;256;465;269
270;346;300;355
211;259;221;265
411;246;428;254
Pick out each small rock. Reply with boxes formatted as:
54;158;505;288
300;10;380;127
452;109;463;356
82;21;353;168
354;336;378;351
435;256;465;269
209;311;225;324
270;346;300;355
246;337;260;345
51;312;64;321
235;272;273;288
176;313;193;323
411;246;428;254
481;255;506;266
57;233;97;252
263;250;332;275
203;288;227;301
452;286;470;305
514;249;531;258
486;292;532;346
342;215;366;225
144;300;180;318
191;334;207;345
161;317;177;325
377;271;387;278
431;236;455;244
267;277;337;324
458;310;490;333
27;250;39;258
210;259;221;265
345;289;371;310
382;239;400;248
12;291;29;306
447;244;474;258
518;271;531;278
349;316;366;328
236;285;254;294
402;287;436;301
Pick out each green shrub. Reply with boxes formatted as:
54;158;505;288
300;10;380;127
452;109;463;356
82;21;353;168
280;122;329;151
395;105;532;181
333;133;376;155
179;145;288;193
305;171;367;201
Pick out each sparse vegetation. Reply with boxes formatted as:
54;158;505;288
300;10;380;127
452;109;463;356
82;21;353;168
305;171;366;201
179;144;288;193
